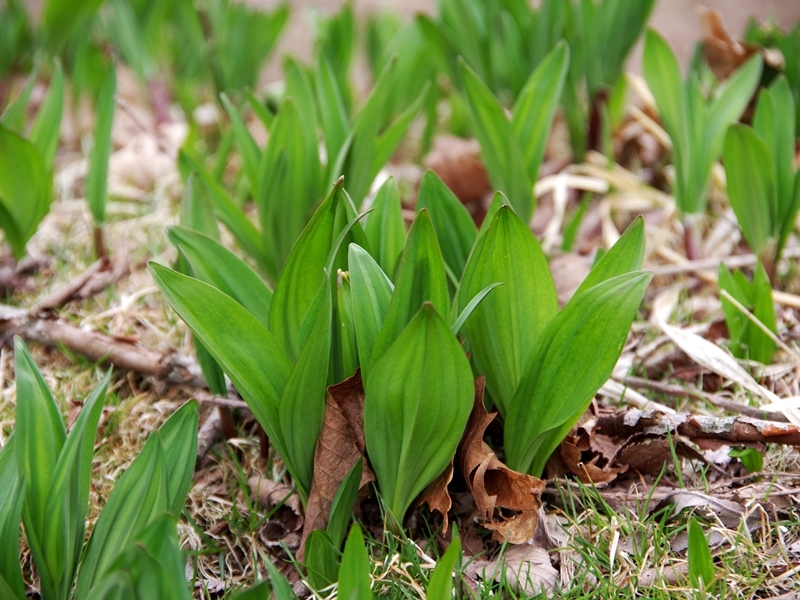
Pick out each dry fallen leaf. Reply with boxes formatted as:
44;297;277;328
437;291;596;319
248;477;304;534
423;135;492;203
417;461;454;533
459;377;546;543
484;545;558;596
300;371;375;550
651;490;746;529
548;253;592;307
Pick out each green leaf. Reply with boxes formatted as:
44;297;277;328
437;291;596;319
643;29;684;141
750;261;777;365
459;59;532;221
1;63;40;131
220;93;261;199
14;337;65;599
416;171;477;287
708;54;763;157
179;172;219;241
179;151;268;276
348;244;394;383
333;271;359;383
0;438;25;600
40;371;109;600
369;210;450;373
458;206;557;416
230;580;271;600
245;89;274;131
157;400;199;517
338;524;372;600
314;53;350;182
304;530;339;590
167;226;273;327
426;536;461;600
723;125;776;256
371;82;430;180
326;458;362;549
728;447;763;474
269;181;344;359
278;277;332;498
506;271;652;476
150;264;293;467
511;40;569;186
688;518;716;591
0;124;51;258
40;0;104;53
75;433;169;597
718;263;747;356
86;61;116;224
364;303;473;522
451;282;503;336
575;216;646;296
29;62;64;167
364;177;406;279
265;560;297;600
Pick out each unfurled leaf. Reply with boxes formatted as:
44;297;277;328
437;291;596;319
688;518;716;591
369;210;449;373
0;124;51;258
575;216;646;296
314;53;350;181
333;271;358;383
365;304;473;522
326;458;362;549
304;529;339;590
416;171;476;287
86;61;116;224
279;277;332;498
167;226;272;327
150;264;292;466
338;524;372;600
157;401;198;517
728;447;763;474
29;63;64;167
426;536;461;600
0;438;25;600
506;271;653;476
364;177;405;279
230;580;271;600
458;206;557;416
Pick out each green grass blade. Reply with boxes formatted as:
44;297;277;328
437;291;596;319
326;458;362;549
688;518;716;591
179;172;220;241
338;524;372;600
426;536;461;600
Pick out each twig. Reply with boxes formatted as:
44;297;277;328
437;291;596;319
595;408;800;446
196;409;223;466
652;246;800;277
623;376;789;423
0;304;204;385
192;391;247;410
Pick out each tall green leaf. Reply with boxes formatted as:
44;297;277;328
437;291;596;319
0;437;25;600
426;536;461;600
338;524;372;600
86;61;116;224
575;215;645;296
364;304;473;522
157;400;199;517
364;177;406;279
29;62;64;167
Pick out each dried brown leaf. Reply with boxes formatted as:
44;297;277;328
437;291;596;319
652;490;746;529
484;545;558;596
248;477;303;533
417;461;454;533
423;135;491;203
459;378;546;543
300;371;374;549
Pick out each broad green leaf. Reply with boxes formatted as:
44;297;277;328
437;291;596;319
728;447;763;474
458;206;557;416
269;181;343;360
167;226;272;327
364;304;473;522
29;63;64;167
718;263;747;355
688;518;715;591
511;41;569;185
220;93;261;199
157;400;199;517
750;261;777;365
314;53;350;181
14;336;65;600
231;580;271;600
266;560;297;600
724;125;775;256
575;216;645;296
150;264;292;462
338;524;372;600
179;172;219;241
348;244;394;382
460;59;532;221
75;434;169;597
179;151;267;276
643;29;684;138
364;177;406;279
41;371;109;600
0;125;51;258
369;210;449;372
707;54;762;156
506;271;652;476
279;277;332;498
426;537;461;600
86;61;116;224
416;171;477;287
0;438;25;600
326;458;362;549
304;530;339;590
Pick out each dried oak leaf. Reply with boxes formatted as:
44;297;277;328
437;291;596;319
484;545;558;596
248;477;304;534
423;135;491;203
417;461;454;533
459;377;546;544
552;441;627;485
300;370;375;550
